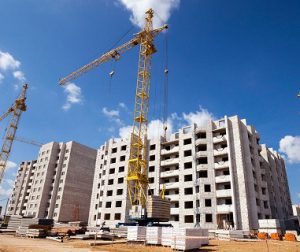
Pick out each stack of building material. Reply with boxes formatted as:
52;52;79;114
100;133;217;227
26;229;46;238
171;228;206;251
200;229;209;245
21;218;53;228
110;227;128;238
146;227;162;245
16;226;28;236
7;215;22;231
161;227;173;246
50;226;82;236
258;219;281;235
68;221;87;227
212;230;244;240
146;196;171;221
127;226;146;241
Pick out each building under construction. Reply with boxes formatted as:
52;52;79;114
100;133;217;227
89;115;293;231
7;141;97;223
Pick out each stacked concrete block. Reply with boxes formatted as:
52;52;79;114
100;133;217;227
161;227;174;246
258;219;281;235
127;226;146;241
146;226;162;245
171;228;207;250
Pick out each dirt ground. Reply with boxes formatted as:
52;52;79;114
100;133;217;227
0;235;300;252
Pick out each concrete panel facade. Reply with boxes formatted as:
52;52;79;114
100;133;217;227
89;116;292;231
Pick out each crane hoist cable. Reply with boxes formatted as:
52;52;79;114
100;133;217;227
162;29;169;140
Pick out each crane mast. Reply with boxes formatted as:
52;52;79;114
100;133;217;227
0;84;28;183
127;9;155;208
59;9;167;215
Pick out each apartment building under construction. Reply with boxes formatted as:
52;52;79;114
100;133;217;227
7;141;97;223
88;115;293;231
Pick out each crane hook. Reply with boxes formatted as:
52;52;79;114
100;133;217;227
109;70;115;78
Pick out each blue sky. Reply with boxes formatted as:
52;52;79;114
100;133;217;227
0;0;299;210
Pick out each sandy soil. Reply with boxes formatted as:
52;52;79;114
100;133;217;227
0;235;300;252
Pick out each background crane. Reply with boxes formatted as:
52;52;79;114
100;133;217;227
0;84;28;184
59;9;167;219
13;136;42;147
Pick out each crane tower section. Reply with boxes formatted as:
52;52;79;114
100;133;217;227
127;9;155;209
0;84;28;183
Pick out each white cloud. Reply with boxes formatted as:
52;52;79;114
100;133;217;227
62;82;82;111
183;106;215;127
119;102;127;109
148;118;173;139
13;70;26;82
0;51;20;71
102;107;123;125
102;107;119;117
0;73;4;83
6;161;17;170
117;0;180;28
119;125;132;139
279;135;300;163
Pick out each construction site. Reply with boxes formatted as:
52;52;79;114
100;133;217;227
0;1;300;251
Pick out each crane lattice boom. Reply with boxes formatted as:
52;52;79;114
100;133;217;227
59;9;167;211
0;84;28;183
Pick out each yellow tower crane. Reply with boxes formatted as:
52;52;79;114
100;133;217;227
0;84;28;184
59;9;167;214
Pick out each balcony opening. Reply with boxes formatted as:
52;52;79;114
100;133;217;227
196;132;206;139
197;144;207;151
217;213;233;229
198;157;208;165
